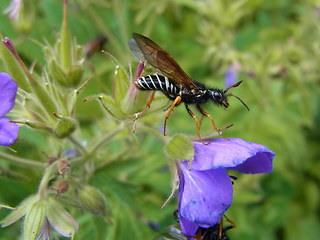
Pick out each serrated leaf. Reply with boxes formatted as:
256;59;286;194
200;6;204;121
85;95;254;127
165;135;194;160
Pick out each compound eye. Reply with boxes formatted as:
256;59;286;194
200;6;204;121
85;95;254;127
214;92;222;100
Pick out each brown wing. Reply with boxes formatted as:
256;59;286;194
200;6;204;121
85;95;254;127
132;33;197;89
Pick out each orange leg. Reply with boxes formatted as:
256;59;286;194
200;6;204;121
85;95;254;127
163;96;181;136
197;105;227;139
185;105;209;146
219;217;223;238
224;215;236;229
134;90;156;121
219;215;236;238
199;115;204;129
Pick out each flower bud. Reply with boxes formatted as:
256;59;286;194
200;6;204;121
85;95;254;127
54;116;77;138
54;180;69;196
58;160;70;176
78;185;109;216
165;135;194;161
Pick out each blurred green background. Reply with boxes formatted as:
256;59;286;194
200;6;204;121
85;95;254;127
0;0;320;239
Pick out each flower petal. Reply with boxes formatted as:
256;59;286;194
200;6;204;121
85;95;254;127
228;151;274;174
0;117;20;146
179;215;199;239
191;138;275;172
178;162;233;231
0;73;18;117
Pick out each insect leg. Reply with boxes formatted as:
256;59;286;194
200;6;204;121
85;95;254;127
163;96;181;136
134;90;156;121
219;215;236;238
196;105;227;139
185;105;209;146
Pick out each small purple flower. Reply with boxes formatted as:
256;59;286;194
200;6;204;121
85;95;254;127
225;61;241;89
0;73;20;146
177;138;275;238
3;0;22;20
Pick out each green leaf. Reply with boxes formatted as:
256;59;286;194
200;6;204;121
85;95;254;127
165;135;194;160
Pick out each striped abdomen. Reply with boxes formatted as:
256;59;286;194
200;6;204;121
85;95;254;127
134;74;180;96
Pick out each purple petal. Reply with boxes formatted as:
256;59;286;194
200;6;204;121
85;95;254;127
228;151;274;174
0;73;18;117
179;215;199;239
191;138;275;173
225;67;237;89
224;62;241;89
0;117;20;146
178;162;233;231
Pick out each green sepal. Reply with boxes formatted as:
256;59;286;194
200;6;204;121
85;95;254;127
165;135;194;160
46;198;78;238
0;35;30;91
49;59;69;87
69;65;84;87
54;117;77;138
23;200;46;240
11;120;53;132
99;94;126;119
114;65;129;103
1;195;38;227
60;11;72;70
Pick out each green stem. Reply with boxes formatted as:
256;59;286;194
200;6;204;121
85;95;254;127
67;135;87;155
136;125;170;143
38;161;59;200
0;151;46;168
89;123;125;154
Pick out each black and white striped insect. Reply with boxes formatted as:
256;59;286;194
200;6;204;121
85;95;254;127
129;33;249;140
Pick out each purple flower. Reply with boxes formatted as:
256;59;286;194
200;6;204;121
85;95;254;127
225;61;241;89
0;73;20;146
177;138;275;238
3;0;22;20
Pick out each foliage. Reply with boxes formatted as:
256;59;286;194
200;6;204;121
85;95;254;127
0;0;319;239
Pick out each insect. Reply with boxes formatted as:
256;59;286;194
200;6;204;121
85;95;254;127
128;33;248;140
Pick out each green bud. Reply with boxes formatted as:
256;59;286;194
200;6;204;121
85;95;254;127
79;185;109;216
54;116;77;138
165;135;194;160
46;198;78;237
69;65;84;86
287;46;302;64
23;200;46;240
